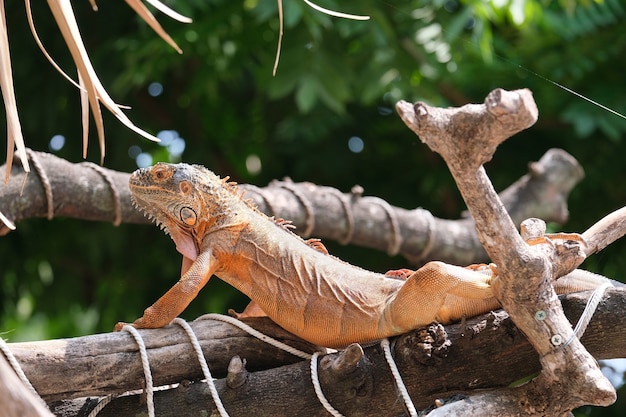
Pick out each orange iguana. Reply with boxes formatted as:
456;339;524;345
115;163;613;348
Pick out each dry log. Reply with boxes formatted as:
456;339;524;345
0;148;583;265
8;316;320;402
0;355;53;417
26;288;625;417
3;89;623;417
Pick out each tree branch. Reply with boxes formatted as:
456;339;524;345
3;90;625;416
396;88;617;415
0;148;583;265
583;206;626;256
4;288;621;417
6;317;320;403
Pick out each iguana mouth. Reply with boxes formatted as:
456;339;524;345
130;195;170;236
128;166;177;235
130;193;199;260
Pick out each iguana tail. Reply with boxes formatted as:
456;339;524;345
555;269;623;294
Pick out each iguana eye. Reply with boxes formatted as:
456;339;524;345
180;207;197;226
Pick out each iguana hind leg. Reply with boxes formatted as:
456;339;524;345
305;238;330;255
385;268;415;280
385;261;497;332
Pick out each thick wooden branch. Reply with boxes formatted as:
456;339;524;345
396;88;617;415
3;92;623;416
7;317;320;403
7;288;620;417
0;149;583;265
0;151;145;230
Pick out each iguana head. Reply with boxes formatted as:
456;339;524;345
129;162;238;261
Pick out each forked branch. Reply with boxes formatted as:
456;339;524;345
396;88;619;415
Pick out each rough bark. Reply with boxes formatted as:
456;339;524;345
3;289;620;417
0;148;583;265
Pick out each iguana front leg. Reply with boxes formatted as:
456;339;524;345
114;250;217;331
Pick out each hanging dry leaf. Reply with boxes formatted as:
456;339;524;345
26;0;83;90
124;0;189;54
144;0;192;23
0;0;30;183
302;0;370;20
2;0;191;181
47;0;163;164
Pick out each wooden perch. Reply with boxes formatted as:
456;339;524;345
7;317;320;403
0;148;583;265
396;88;618;415
4;288;622;417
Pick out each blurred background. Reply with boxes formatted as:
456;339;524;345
1;1;625;414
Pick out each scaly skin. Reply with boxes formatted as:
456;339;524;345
115;163;612;348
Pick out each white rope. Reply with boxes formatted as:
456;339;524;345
0;337;49;410
196;313;313;359
173;318;230;417
563;282;613;348
88;386;180;417
202;314;350;415
86;394;117;417
310;352;345;417
88;314;312;416
122;325;155;417
380;338;417;417
573;282;613;337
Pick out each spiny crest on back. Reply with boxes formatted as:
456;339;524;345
197;167;305;234
190;164;259;213
190;165;305;237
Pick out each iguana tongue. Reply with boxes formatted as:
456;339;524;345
170;227;198;261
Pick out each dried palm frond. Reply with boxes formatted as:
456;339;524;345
2;0;191;181
124;0;192;54
0;0;29;183
2;0;369;185
46;0;165;164
302;0;371;20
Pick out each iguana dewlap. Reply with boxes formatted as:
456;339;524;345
115;163;612;348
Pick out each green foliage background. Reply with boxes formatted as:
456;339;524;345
1;1;625;414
